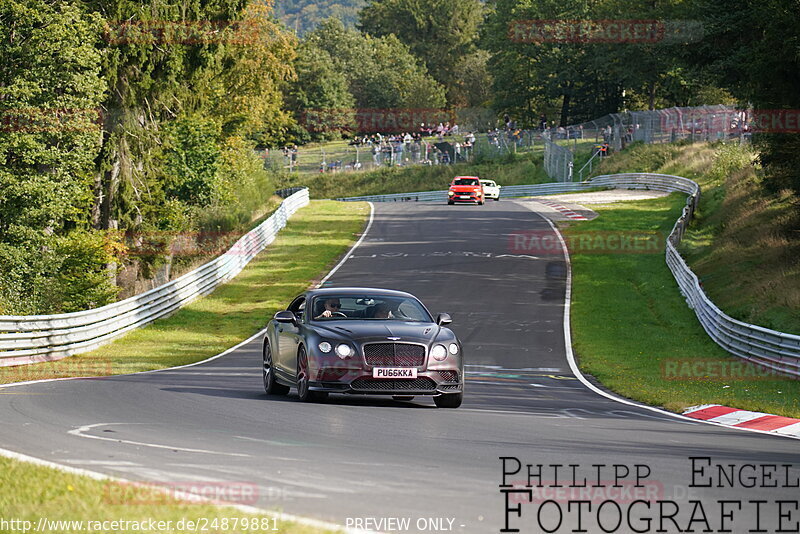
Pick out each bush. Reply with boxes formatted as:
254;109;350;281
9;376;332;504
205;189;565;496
0;230;121;315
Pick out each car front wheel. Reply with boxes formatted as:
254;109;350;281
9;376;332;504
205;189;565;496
434;392;463;408
263;341;289;396
296;346;327;402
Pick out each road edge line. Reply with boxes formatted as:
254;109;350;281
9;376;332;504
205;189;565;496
0;446;376;534
526;200;800;441
0;201;383;533
0;201;377;388
316;201;375;288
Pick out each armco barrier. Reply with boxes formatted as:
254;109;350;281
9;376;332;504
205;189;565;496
337;173;800;377
0;188;310;366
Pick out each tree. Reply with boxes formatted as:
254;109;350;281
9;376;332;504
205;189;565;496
305;18;446;124
689;0;800;199
285;41;357;140
358;0;484;106
0;0;117;313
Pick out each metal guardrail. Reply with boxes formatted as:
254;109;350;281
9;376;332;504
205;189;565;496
0;189;311;366
595;173;799;377
337;173;800;377
335;182;595;203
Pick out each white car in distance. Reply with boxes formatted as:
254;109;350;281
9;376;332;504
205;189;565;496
480;179;501;201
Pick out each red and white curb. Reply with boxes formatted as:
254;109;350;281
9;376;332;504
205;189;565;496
683;405;800;438
535;199;588;220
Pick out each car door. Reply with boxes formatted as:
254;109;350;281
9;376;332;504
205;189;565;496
276;296;305;376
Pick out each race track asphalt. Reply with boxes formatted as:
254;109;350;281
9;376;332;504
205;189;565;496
0;200;797;533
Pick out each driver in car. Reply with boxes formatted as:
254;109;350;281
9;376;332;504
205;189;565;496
315;298;342;319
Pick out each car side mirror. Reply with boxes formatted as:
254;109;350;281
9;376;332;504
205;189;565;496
436;313;452;326
274;310;298;326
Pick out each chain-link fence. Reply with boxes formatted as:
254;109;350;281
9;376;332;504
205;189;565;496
573;104;747;151
542;104;746;182
261;105;746;180
543;136;574;182
259;130;540;175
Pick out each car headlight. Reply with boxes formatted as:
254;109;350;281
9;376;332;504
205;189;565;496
448;191;454;196
335;343;353;359
431;344;447;361
319;342;332;353
448;343;459;355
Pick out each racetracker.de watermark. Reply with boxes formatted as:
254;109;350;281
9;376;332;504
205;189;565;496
661;359;788;381
508;19;704;44
0;360;113;380
508;230;664;255
103;19;264;46
120;230;248;258
104;481;266;506
299;108;453;133
749;109;800;134
0;108;103;133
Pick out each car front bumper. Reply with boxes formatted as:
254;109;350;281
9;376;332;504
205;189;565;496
449;193;482;203
309;368;463;395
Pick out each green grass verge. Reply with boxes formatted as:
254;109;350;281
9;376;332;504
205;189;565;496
0;199;369;381
568;142;800;417
595;141;800;334
0;200;366;531
0;456;329;534
566;193;800;417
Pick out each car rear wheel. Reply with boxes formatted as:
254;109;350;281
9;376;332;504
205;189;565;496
392;395;415;401
263;341;289;396
296;346;326;402
434;392;463;408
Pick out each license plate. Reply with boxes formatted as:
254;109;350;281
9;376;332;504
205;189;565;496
373;367;418;378
459;195;471;199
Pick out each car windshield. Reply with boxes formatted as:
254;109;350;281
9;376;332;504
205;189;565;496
481;181;496;187
453;178;479;186
311;295;433;322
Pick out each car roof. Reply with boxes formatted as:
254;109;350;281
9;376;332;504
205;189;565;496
305;287;418;299
480;179;495;183
453;176;480;180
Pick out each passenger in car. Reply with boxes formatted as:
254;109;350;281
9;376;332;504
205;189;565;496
371;303;393;319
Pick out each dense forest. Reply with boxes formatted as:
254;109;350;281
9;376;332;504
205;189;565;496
1;0;797;315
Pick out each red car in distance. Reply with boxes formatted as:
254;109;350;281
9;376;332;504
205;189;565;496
447;176;484;205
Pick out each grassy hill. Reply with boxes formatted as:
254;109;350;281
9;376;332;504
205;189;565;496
595;141;799;335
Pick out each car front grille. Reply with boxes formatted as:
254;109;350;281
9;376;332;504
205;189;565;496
438;371;459;382
364;343;425;367
350;377;437;392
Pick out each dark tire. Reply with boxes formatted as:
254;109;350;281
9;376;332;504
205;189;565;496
434;392;463;408
392;395;415;401
447;200;454;205
296;346;326;402
494;197;500;201
263;341;289;396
